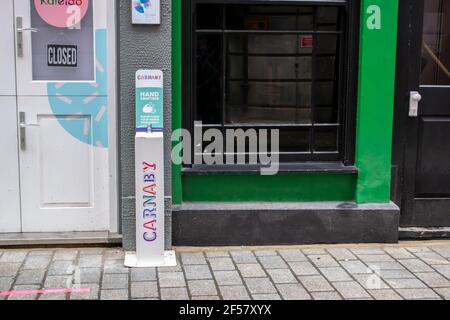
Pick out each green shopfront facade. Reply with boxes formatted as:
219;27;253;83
119;0;401;249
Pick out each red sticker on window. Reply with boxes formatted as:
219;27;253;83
301;36;313;48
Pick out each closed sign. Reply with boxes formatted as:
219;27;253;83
47;44;78;67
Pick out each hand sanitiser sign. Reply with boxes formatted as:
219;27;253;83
132;0;160;25
135;70;164;132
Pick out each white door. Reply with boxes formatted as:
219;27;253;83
8;0;111;232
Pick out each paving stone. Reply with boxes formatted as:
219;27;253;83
76;268;102;284
158;265;183;272
181;253;207;265
15;270;46;285
104;249;125;260
415;272;450;288
333;281;371;299
276;283;311;300
377;269;416;279
368;289;403;300
431;246;450;258
397;288;441;300
23;256;51;270
245;278;277;294
161;287;189;300
0;277;14;291
299;275;334;292
254;250;278;257
406;247;432;253
103;259;129;274
188;280;218;296
0;251;27;263
192;296;220;300
53;250;78;261
101;289;129;300
38;293;67;300
288;261;320;276
8;285;40;300
383;248;415;259
44;276;73;288
258;256;288;269
434;287;450;300
266;269;297;284
358;254;395;263
327;248;357;261
230;251;257;264
214;271;243;286
433;265;450;279
70;284;100;300
351;248;385;255
320;267;352;282
415;252;449;265
399;259;434;273
302;249;326;255
0;263;21;277
219;285;250;300
78;255;103;268
205;251;229;258
353;274;390;290
131;268;157;282
311;291;342;300
367;261;406;271
340;260;371;274
252;294;281;300
309;255;339;268
184;265;212;280
208;257;235;271
158;272;186;288
385;278;427;289
278;250;307;262
101;274;128;290
131;281;158;298
48;260;75;275
79;248;104;255
29;250;54;257
237;264;266;278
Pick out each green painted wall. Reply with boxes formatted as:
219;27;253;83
183;174;356;202
172;0;399;204
355;0;399;203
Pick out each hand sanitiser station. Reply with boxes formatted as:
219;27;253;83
125;70;176;268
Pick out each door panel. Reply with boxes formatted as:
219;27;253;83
19;97;109;232
0;0;16;96
0;97;21;232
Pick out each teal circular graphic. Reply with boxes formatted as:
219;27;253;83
47;29;108;148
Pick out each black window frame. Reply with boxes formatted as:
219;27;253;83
182;0;360;170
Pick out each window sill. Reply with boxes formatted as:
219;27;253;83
182;162;358;175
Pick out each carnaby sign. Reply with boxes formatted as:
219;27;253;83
34;0;89;28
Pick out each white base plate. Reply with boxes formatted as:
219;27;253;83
124;251;177;268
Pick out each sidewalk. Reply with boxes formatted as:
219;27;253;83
1;242;450;300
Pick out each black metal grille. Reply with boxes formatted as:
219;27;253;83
185;0;355;164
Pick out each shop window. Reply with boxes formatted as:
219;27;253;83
183;0;359;165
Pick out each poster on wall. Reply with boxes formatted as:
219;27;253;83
132;0;160;25
31;0;95;81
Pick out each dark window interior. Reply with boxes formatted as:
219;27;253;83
183;0;359;165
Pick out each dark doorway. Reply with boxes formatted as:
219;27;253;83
394;0;450;228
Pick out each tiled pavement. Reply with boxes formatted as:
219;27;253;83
1;243;450;300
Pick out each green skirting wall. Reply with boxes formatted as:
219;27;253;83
172;0;399;204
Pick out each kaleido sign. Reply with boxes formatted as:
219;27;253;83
34;0;89;28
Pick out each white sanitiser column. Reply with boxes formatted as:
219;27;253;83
125;70;176;268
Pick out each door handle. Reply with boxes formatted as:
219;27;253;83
19;112;40;150
409;91;422;117
16;17;40;58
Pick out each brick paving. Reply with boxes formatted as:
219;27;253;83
0;243;450;300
